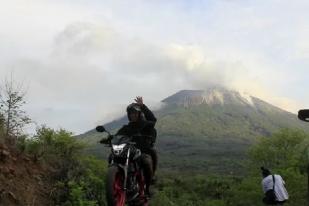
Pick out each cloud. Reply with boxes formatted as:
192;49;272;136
4;20;301;133
52;22;117;58
1;0;309;133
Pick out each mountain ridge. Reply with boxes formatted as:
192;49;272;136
162;88;254;106
78;88;309;174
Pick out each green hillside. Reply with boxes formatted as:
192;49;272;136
77;88;309;174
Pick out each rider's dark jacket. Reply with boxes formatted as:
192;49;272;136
116;104;157;152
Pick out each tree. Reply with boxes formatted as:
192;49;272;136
0;75;31;141
28;126;108;205
248;128;307;170
248;128;309;205
0;112;5;139
296;138;309;205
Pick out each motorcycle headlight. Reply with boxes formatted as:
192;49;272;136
112;144;126;156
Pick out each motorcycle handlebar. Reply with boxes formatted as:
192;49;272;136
97;133;155;145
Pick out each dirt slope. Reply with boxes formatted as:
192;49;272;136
0;143;53;206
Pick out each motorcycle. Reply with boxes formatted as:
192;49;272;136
96;126;149;206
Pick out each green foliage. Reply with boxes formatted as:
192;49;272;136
67;180;97;206
150;174;232;206
52;155;108;206
150;191;174;206
75;156;107;206
248;128;308;170
16;134;29;153
21;126;108;206
149;128;309;206
295;137;309;175
18;126;309;205
279;169;307;206
226;177;263;206
206;200;226;206
230;129;309;206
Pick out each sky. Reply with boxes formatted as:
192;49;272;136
1;0;309;134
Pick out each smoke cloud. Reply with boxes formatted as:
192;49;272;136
1;0;308;133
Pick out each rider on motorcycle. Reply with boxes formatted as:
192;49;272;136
101;96;157;196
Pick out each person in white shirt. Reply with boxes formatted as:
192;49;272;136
261;167;289;205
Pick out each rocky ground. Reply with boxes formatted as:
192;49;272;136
0;143;53;206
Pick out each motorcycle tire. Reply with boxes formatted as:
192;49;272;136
106;165;126;206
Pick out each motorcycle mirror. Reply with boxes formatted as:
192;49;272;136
298;109;309;122
96;125;106;132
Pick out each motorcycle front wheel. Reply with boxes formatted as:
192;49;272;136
106;165;126;206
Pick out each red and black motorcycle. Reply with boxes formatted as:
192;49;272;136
96;126;149;206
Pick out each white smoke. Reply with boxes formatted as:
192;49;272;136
1;0;308;133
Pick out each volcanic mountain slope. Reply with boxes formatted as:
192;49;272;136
78;87;309;174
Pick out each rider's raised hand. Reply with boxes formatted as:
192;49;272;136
134;96;143;105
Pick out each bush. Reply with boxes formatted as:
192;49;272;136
23;126;108;205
